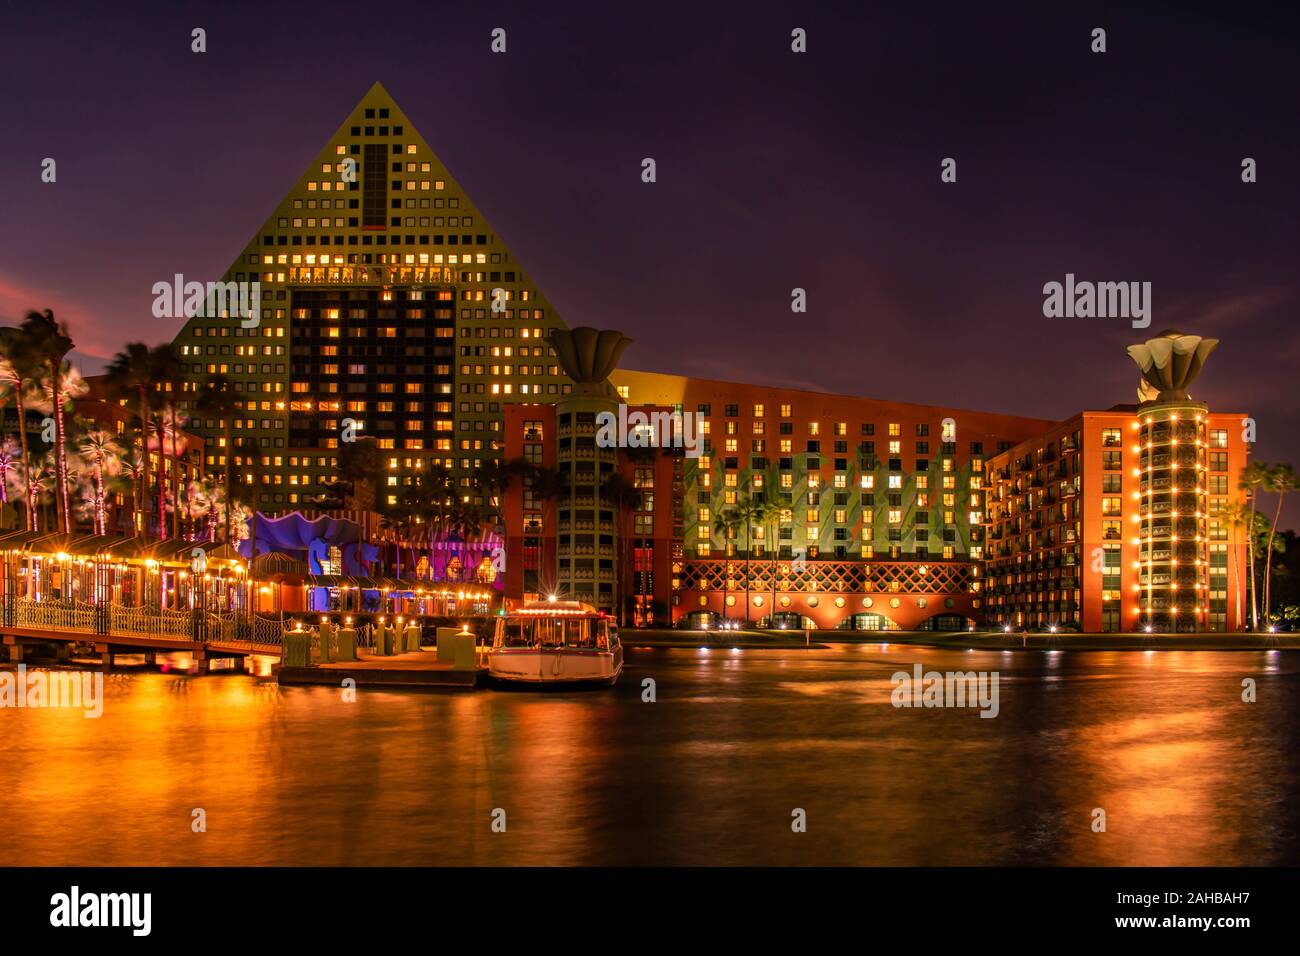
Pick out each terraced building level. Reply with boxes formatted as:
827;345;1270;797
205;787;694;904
170;82;573;512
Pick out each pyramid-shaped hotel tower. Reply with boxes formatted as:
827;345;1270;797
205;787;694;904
170;82;571;513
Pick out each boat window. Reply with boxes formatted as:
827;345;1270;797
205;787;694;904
501;621;532;647
497;616;603;648
566;619;594;648
535;619;563;646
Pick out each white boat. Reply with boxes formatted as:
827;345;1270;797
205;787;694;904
489;600;623;685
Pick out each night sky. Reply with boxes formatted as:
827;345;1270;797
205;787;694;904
3;2;1298;486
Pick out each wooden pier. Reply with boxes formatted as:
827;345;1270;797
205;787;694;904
1;623;277;672
278;648;485;688
0;601;491;688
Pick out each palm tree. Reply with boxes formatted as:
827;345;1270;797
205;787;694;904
0;329;18;498
186;476;224;541
450;498;490;538
109;449;146;536
1239;460;1271;630
735;494;764;624
233;437;262;561
752;498;783;624
600;472;642;625
624;447;660;623
195;374;237;543
379;481;423;579
0;437;18;512
1221;500;1250;631
148;344;187;539
79;429;120;535
471;456;528;513
0;325;43;530
0;326;15;415
104;342;159;537
23;452;57;532
31;362;88;534
524;463;568;504
1261;463;1297;626
713;506;741;623
21;311;75;533
334;433;381;510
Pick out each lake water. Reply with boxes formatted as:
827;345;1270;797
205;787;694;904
2;644;1297;865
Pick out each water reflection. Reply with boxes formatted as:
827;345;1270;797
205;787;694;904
2;645;1297;865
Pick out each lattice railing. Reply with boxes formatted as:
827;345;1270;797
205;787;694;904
676;559;977;594
205;611;239;644
252;616;283;647
14;599;96;633
109;604;193;640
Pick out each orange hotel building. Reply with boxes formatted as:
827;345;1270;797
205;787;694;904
984;406;1251;633
503;368;1251;633
506;369;1056;629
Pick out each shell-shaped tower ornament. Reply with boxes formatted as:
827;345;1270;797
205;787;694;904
1126;330;1218;403
549;327;632;384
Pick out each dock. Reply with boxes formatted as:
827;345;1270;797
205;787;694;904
277;648;486;689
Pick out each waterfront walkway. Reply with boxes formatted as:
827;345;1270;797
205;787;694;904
1;599;490;684
623;627;1300;651
1;603;282;671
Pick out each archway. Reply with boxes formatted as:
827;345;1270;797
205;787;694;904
836;611;901;631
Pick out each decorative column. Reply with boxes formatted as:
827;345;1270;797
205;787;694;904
549;327;632;614
1128;332;1218;633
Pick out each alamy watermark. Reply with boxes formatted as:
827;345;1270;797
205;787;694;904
596;404;702;458
1;665;104;718
891;663;1000;718
151;273;260;328
1042;273;1150;328
50;886;150;936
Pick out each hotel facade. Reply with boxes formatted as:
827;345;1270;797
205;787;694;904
984;404;1250;633
168;84;1253;633
501;372;1251;632
169;82;573;515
